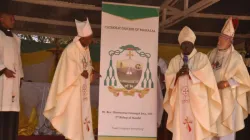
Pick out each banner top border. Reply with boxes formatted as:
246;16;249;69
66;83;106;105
102;1;159;9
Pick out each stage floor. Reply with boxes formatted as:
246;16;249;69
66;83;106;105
17;127;171;140
18;136;65;140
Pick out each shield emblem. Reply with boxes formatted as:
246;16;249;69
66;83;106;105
116;59;143;90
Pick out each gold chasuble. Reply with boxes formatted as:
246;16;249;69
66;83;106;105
207;17;250;138
44;40;94;140
44;18;95;140
208;47;250;136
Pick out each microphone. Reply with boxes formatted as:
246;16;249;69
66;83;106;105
183;55;188;66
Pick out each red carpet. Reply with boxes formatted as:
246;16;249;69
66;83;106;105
18;136;65;140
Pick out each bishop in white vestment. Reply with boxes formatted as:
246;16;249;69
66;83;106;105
44;18;99;140
235;39;250;139
163;26;222;140
0;2;24;139
208;17;250;140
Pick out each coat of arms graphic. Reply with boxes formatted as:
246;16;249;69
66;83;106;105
104;45;153;98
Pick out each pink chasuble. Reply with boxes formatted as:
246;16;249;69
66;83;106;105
81;77;94;140
80;48;94;140
177;75;195;140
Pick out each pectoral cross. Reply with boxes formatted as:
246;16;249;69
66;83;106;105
127;50;134;59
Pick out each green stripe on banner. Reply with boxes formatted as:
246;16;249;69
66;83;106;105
89;44;100;62
102;3;159;20
21;40;100;62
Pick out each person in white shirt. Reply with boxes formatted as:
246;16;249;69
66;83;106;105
157;57;167;127
157;57;173;139
158;57;167;92
0;1;24;140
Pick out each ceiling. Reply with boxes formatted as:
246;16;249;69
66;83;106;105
7;0;250;47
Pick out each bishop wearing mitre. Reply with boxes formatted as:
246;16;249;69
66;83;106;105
44;18;99;140
163;26;222;140
208;17;250;140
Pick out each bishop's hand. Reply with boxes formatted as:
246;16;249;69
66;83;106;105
4;68;15;78
81;70;89;79
217;81;229;89
91;70;101;81
174;65;189;86
177;65;189;78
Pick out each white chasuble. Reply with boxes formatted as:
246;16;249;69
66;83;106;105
44;39;94;140
163;49;222;140
0;32;24;112
208;46;250;137
242;54;250;113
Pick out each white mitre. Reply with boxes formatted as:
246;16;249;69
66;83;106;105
178;26;196;45
75;18;93;37
221;17;235;37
